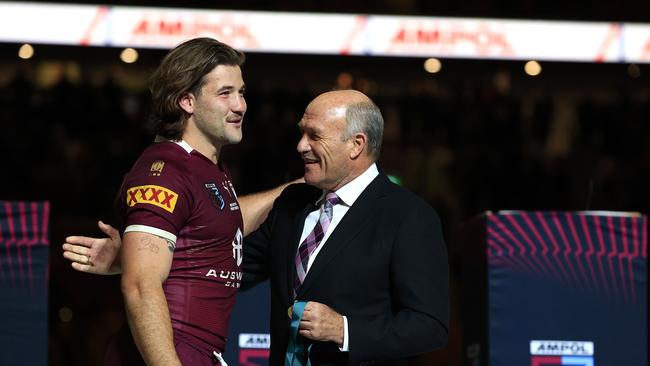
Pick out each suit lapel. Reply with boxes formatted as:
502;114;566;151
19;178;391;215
296;174;389;297
285;195;319;301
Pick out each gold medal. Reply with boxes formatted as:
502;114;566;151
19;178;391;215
287;305;293;319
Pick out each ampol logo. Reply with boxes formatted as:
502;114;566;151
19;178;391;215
530;340;594;366
239;333;271;349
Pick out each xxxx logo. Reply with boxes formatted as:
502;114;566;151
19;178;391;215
126;185;178;213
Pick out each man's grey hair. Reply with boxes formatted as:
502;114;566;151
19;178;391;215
343;101;384;160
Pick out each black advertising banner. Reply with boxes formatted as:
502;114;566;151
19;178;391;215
461;211;647;366
225;281;271;365
0;201;50;366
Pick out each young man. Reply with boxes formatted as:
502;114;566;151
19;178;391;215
65;37;287;366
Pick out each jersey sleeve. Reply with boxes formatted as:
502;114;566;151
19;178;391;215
121;155;193;243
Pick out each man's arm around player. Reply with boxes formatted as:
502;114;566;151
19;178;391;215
61;180;301;274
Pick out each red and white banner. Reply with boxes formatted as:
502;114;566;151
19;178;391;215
1;1;649;63
622;24;650;62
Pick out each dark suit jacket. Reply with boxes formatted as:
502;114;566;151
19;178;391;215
243;173;449;366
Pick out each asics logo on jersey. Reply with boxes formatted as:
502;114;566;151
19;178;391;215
126;185;178;213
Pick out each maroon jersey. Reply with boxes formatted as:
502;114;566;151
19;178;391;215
115;140;243;358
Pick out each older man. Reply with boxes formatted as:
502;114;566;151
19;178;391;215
243;89;449;365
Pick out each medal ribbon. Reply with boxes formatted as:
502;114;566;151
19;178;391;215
284;301;312;366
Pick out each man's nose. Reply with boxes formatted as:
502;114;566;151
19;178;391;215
232;94;246;113
296;135;309;154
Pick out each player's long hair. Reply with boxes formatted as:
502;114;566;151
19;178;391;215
148;37;245;140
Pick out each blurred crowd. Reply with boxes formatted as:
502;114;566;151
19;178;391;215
2;57;648;225
1;53;648;365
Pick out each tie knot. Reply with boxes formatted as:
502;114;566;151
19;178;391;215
324;192;341;208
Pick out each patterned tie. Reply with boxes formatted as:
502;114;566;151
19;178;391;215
293;192;341;296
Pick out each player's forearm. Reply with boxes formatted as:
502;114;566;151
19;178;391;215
122;282;181;366
239;178;303;236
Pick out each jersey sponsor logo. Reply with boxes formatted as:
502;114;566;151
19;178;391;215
126;185;178;213
204;183;225;210
232;228;243;266
149;160;165;176
205;269;242;288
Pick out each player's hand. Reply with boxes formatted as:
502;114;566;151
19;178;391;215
62;220;122;275
298;301;344;346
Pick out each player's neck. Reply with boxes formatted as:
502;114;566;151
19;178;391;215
181;133;221;164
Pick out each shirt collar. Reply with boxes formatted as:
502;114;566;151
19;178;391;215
173;139;193;154
316;163;379;207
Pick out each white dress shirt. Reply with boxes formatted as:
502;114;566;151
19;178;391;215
297;163;379;352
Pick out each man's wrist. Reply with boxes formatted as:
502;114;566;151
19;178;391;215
338;315;349;351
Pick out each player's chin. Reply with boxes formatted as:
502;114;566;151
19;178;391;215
226;132;243;144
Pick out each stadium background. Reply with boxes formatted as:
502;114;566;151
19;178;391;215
0;0;648;365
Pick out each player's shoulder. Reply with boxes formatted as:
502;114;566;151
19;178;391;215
139;141;191;163
121;142;194;213
134;141;192;172
126;141;194;185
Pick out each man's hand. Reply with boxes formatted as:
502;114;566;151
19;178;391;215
298;301;344;347
62;220;122;275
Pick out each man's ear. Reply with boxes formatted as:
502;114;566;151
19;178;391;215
349;132;367;160
178;92;194;114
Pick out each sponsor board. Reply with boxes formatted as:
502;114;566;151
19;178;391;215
530;340;594;366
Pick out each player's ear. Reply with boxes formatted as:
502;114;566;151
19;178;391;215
178;92;195;114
